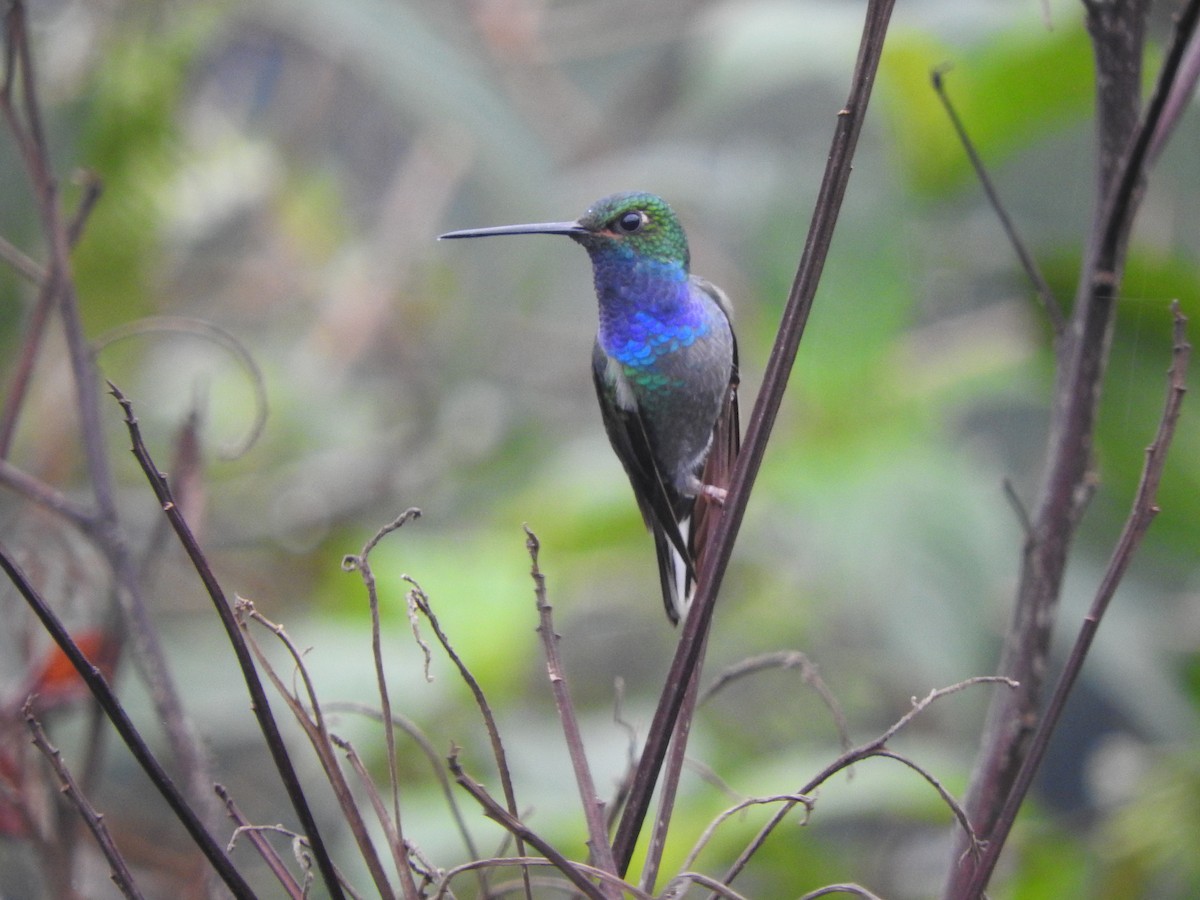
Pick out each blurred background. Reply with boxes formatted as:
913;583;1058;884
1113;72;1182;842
1;0;1198;897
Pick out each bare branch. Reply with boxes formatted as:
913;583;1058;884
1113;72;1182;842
951;4;1200;893
930;67;1064;333
23;703;145;900
525;527;618;894
0;544;255;898
3;0;217;845
94;317;269;460
449;753;616;900
238;601;397;900
680;792;813;873
111;383;346;900
0;458;97;534
405;573;531;899
433;856;654;900
664;871;752;900
722;677;1015;888
342;509;424;900
640;631;705;894
800;884;886;900
332;733;416;895
701;650;851;753
963;303;1190;897
326;700;486;889
215;783;305;900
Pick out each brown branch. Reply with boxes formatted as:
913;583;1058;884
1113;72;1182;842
665;871;752;900
963;303;1189;896
449;752;614;900
610;0;897;872
93;316;269;461
331;733;414;894
525;527;619;894
800;885;886;900
23;703;145;900
721;677;1014;889
930;67;1064;333
215;783;306;900
238;602;397;900
680;792;814;874
342;509;424;900
948;3;1200;894
111;383;346;900
0;458;97;534
639;630;705;894
432;856;654;900
404;573;532;899
0;544;255;898
2;0;115;527
324;700;487;893
700;650;852;753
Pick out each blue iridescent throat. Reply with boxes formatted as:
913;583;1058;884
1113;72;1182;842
592;251;710;367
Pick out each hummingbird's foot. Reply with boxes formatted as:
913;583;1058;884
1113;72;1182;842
699;484;728;506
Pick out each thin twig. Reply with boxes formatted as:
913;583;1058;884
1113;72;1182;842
525;526;618;895
0;544;255;898
873;749;978;853
23;702;145;900
721;676;1015;888
0;233;43;281
930;67;1063;333
963;303;1189;897
640;630;705;895
405;574;532;900
663;871;752;900
800;884;886;900
94;316;269;460
238;601;398;900
610;0;897;873
433;856;654;900
1000;478;1033;539
325;700;486;893
0;458;97;534
332;733;413;892
215;783;305;900
222;813;369;900
700;650;852;753
342;508;424;900
111;384;347;900
680;792;813;873
449;753;615;900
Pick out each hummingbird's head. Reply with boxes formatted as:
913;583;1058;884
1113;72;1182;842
439;191;691;272
574;192;690;271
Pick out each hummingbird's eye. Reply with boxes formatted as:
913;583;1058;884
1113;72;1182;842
614;211;646;234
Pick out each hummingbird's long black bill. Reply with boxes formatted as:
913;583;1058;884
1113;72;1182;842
438;221;588;240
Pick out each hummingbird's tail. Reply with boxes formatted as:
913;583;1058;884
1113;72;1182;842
653;516;695;625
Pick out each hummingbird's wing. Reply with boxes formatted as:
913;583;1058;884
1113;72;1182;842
592;343;695;623
690;277;741;566
692;343;740;574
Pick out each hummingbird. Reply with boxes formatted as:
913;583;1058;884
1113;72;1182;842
440;192;739;624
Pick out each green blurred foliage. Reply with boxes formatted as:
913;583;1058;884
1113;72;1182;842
882;18;1097;195
71;8;218;334
1;0;1198;897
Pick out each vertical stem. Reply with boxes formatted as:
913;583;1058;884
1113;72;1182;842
945;1;1153;895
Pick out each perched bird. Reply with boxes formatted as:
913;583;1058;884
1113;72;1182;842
441;192;739;624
